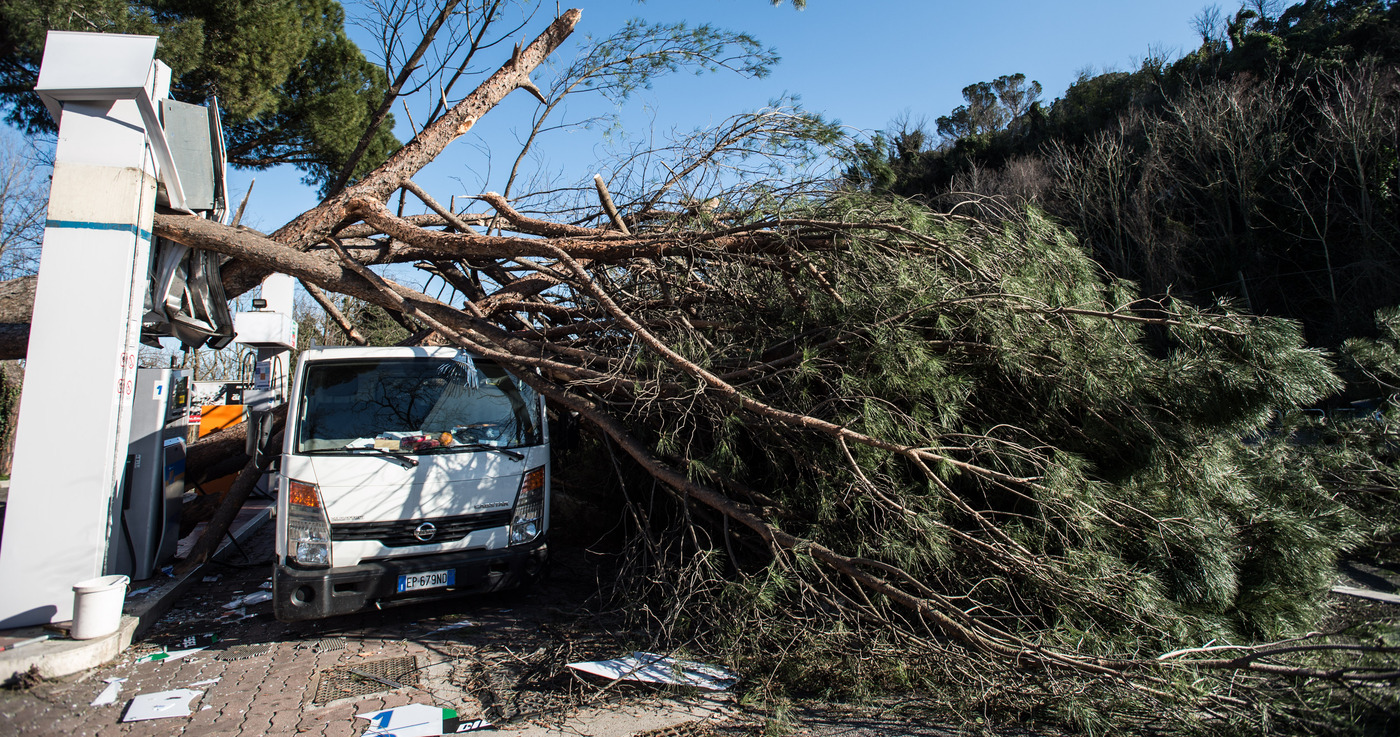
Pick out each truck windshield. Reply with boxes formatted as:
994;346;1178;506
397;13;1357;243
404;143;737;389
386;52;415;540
295;356;542;454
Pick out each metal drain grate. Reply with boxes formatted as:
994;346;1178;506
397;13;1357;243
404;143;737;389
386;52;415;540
314;656;419;703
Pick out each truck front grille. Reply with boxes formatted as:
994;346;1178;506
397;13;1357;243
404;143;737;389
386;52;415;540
331;510;512;547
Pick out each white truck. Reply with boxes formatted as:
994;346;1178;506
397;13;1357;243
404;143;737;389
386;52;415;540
272;346;550;621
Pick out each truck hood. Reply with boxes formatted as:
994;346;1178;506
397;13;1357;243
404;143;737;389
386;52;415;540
285;448;540;523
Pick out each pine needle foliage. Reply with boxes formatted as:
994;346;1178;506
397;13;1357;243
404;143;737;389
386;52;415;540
592;195;1396;733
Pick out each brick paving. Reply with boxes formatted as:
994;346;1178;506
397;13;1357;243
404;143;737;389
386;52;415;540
0;522;614;736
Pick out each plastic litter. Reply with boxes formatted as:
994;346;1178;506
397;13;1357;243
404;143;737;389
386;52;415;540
566;652;738;691
0;634;48;651
126;587;153;598
90;677;126;706
169;632;219;649
122;689;201;721
222;591;272;609
134;647;205;664
188;678;220;687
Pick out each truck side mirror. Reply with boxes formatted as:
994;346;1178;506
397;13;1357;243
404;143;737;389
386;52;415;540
245;408;277;466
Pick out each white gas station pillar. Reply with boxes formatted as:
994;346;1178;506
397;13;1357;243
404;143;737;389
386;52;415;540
0;33;183;628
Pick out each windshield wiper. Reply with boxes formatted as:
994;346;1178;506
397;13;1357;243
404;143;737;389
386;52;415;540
420;443;524;461
302;446;419;468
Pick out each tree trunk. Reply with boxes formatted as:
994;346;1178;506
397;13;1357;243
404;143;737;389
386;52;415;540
0;276;35;360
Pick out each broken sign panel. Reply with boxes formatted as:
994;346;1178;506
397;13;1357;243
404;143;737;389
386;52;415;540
566;652;738;691
356;703;471;737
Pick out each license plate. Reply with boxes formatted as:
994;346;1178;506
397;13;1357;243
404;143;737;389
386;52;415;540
397;569;455;593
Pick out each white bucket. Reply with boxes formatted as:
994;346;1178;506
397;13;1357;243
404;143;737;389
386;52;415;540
70;575;129;640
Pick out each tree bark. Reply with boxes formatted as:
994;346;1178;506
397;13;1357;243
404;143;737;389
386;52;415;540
174;422;284;576
0;276;35;360
217;9;583;298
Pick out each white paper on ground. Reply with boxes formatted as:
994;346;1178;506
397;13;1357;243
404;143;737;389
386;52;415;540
90;677;126;706
188;678;220;687
565;652;738;691
122;689;202;721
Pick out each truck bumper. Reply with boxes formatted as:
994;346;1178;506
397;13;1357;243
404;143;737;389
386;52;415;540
273;539;548;622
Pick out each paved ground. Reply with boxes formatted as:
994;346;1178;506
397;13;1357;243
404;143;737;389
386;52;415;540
0;521;775;737
8;511;1392;736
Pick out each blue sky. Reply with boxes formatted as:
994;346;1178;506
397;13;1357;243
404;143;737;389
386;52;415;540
229;0;1216;233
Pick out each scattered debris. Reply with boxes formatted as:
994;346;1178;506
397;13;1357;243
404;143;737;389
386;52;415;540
167;632;219;650
134;647;205;664
90;677;127;706
633;720;721;737
223;591;273;609
296;636;349;652
2;665;43;690
188;678;221;687
41;621;72;637
0;633;48;651
566;653;738;691
424;620;475;636
125;587;153;598
201;575;221;583
214;643;273;661
357;704;481;737
122;688;201;721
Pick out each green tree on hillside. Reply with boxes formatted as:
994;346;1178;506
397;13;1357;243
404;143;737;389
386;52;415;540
935;73;1043;139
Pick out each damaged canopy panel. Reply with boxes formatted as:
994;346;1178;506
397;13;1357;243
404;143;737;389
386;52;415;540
143;240;234;350
142;97;233;350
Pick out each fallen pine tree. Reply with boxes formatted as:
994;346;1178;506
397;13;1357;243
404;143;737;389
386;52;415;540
99;7;1400;733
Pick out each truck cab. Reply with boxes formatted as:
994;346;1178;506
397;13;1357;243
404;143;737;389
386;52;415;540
273;346;549;621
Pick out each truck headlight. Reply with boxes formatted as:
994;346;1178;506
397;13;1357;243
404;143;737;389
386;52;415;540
287;479;331;567
510;467;546;545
